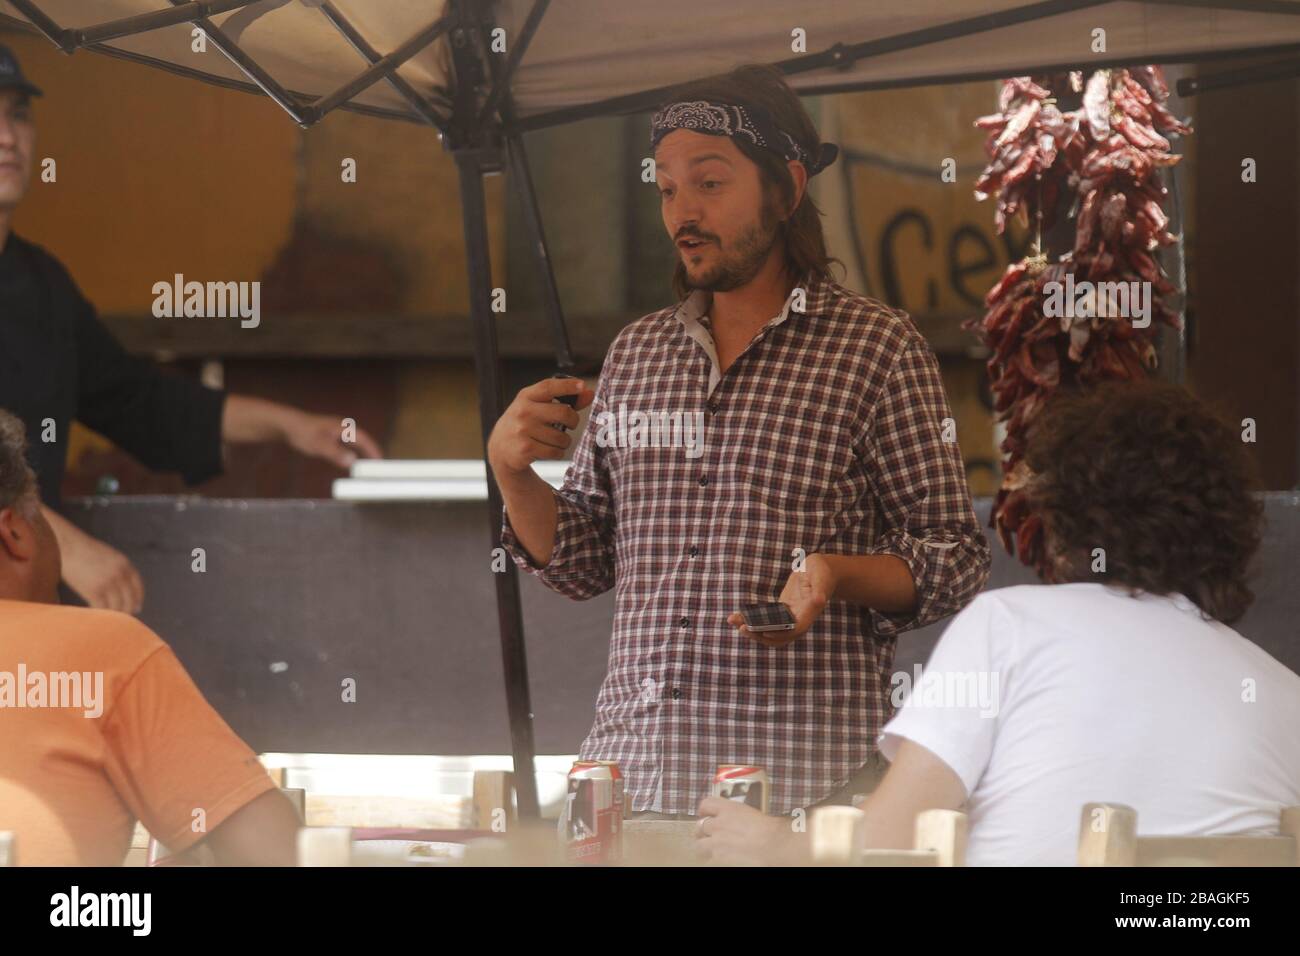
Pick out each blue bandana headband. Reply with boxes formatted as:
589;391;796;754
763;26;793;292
650;99;839;176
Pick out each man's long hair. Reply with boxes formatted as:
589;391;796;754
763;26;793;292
659;65;840;299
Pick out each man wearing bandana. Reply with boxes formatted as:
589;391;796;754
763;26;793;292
489;65;990;820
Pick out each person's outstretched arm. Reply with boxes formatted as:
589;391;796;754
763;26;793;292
222;394;382;469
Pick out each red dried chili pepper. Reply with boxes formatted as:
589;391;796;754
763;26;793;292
970;67;1190;576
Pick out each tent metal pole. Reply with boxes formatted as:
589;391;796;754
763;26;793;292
317;1;450;130
454;145;542;821
505;137;574;370
9;1;282;55
444;3;578;430
0;11;432;124
476;0;550;128
760;46;1300;96
4;0;72;51
772;0;1111;78
0;5;437;125
444;0;546;822
474;1;573;369
444;0;544;820
163;0;309;126
515;0;1109;130
444;0;543;822
1144;0;1300;14
512;34;1300;132
300;16;451;126
75;1;263;45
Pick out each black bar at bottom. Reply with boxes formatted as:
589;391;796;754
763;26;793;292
453;146;541;820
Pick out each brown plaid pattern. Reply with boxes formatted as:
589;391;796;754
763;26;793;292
502;271;990;815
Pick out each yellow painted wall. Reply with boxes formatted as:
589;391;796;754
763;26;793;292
834;83;1030;318
6;33;297;311
5;31;504;314
301;109;504;314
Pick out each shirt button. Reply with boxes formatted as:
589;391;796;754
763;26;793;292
671;688;683;700
706;401;719;415
697;475;708;487
687;546;699;557
678;617;689;628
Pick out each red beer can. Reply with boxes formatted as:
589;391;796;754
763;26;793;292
565;760;623;864
596;760;626;820
712;765;770;814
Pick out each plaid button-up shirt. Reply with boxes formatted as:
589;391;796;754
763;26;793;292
502;270;990;815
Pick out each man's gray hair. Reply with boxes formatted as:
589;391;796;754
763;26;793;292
0;409;38;517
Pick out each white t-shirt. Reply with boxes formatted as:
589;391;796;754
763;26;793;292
879;582;1300;866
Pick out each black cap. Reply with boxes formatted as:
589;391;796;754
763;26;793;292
0;45;42;98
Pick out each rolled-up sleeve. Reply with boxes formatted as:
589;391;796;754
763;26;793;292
863;337;990;635
500;356;619;601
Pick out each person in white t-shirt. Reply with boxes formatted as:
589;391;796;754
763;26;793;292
696;379;1300;865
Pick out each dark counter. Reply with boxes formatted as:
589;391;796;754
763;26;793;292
66;494;1300;756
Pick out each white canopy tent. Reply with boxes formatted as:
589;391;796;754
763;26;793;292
4;0;1297;817
4;1;1300;123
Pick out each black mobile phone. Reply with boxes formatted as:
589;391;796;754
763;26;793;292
740;602;797;633
551;372;580;408
550;372;580;430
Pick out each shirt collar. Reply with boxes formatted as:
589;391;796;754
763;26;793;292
673;268;827;332
672;269;829;394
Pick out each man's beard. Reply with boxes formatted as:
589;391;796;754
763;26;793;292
684;199;781;293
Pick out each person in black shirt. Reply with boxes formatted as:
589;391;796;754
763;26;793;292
0;47;381;614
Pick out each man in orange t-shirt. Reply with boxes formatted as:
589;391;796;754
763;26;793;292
0;410;300;866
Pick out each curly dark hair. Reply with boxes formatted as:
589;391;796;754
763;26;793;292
0;408;38;518
1023;379;1263;624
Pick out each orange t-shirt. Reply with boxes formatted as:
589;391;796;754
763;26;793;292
0;599;277;866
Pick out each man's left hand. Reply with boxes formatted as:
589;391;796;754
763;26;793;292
727;552;836;647
695;796;807;866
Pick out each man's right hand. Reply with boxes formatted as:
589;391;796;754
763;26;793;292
43;505;145;614
488;376;594;479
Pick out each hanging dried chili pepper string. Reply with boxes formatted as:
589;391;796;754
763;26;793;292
966;67;1191;576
